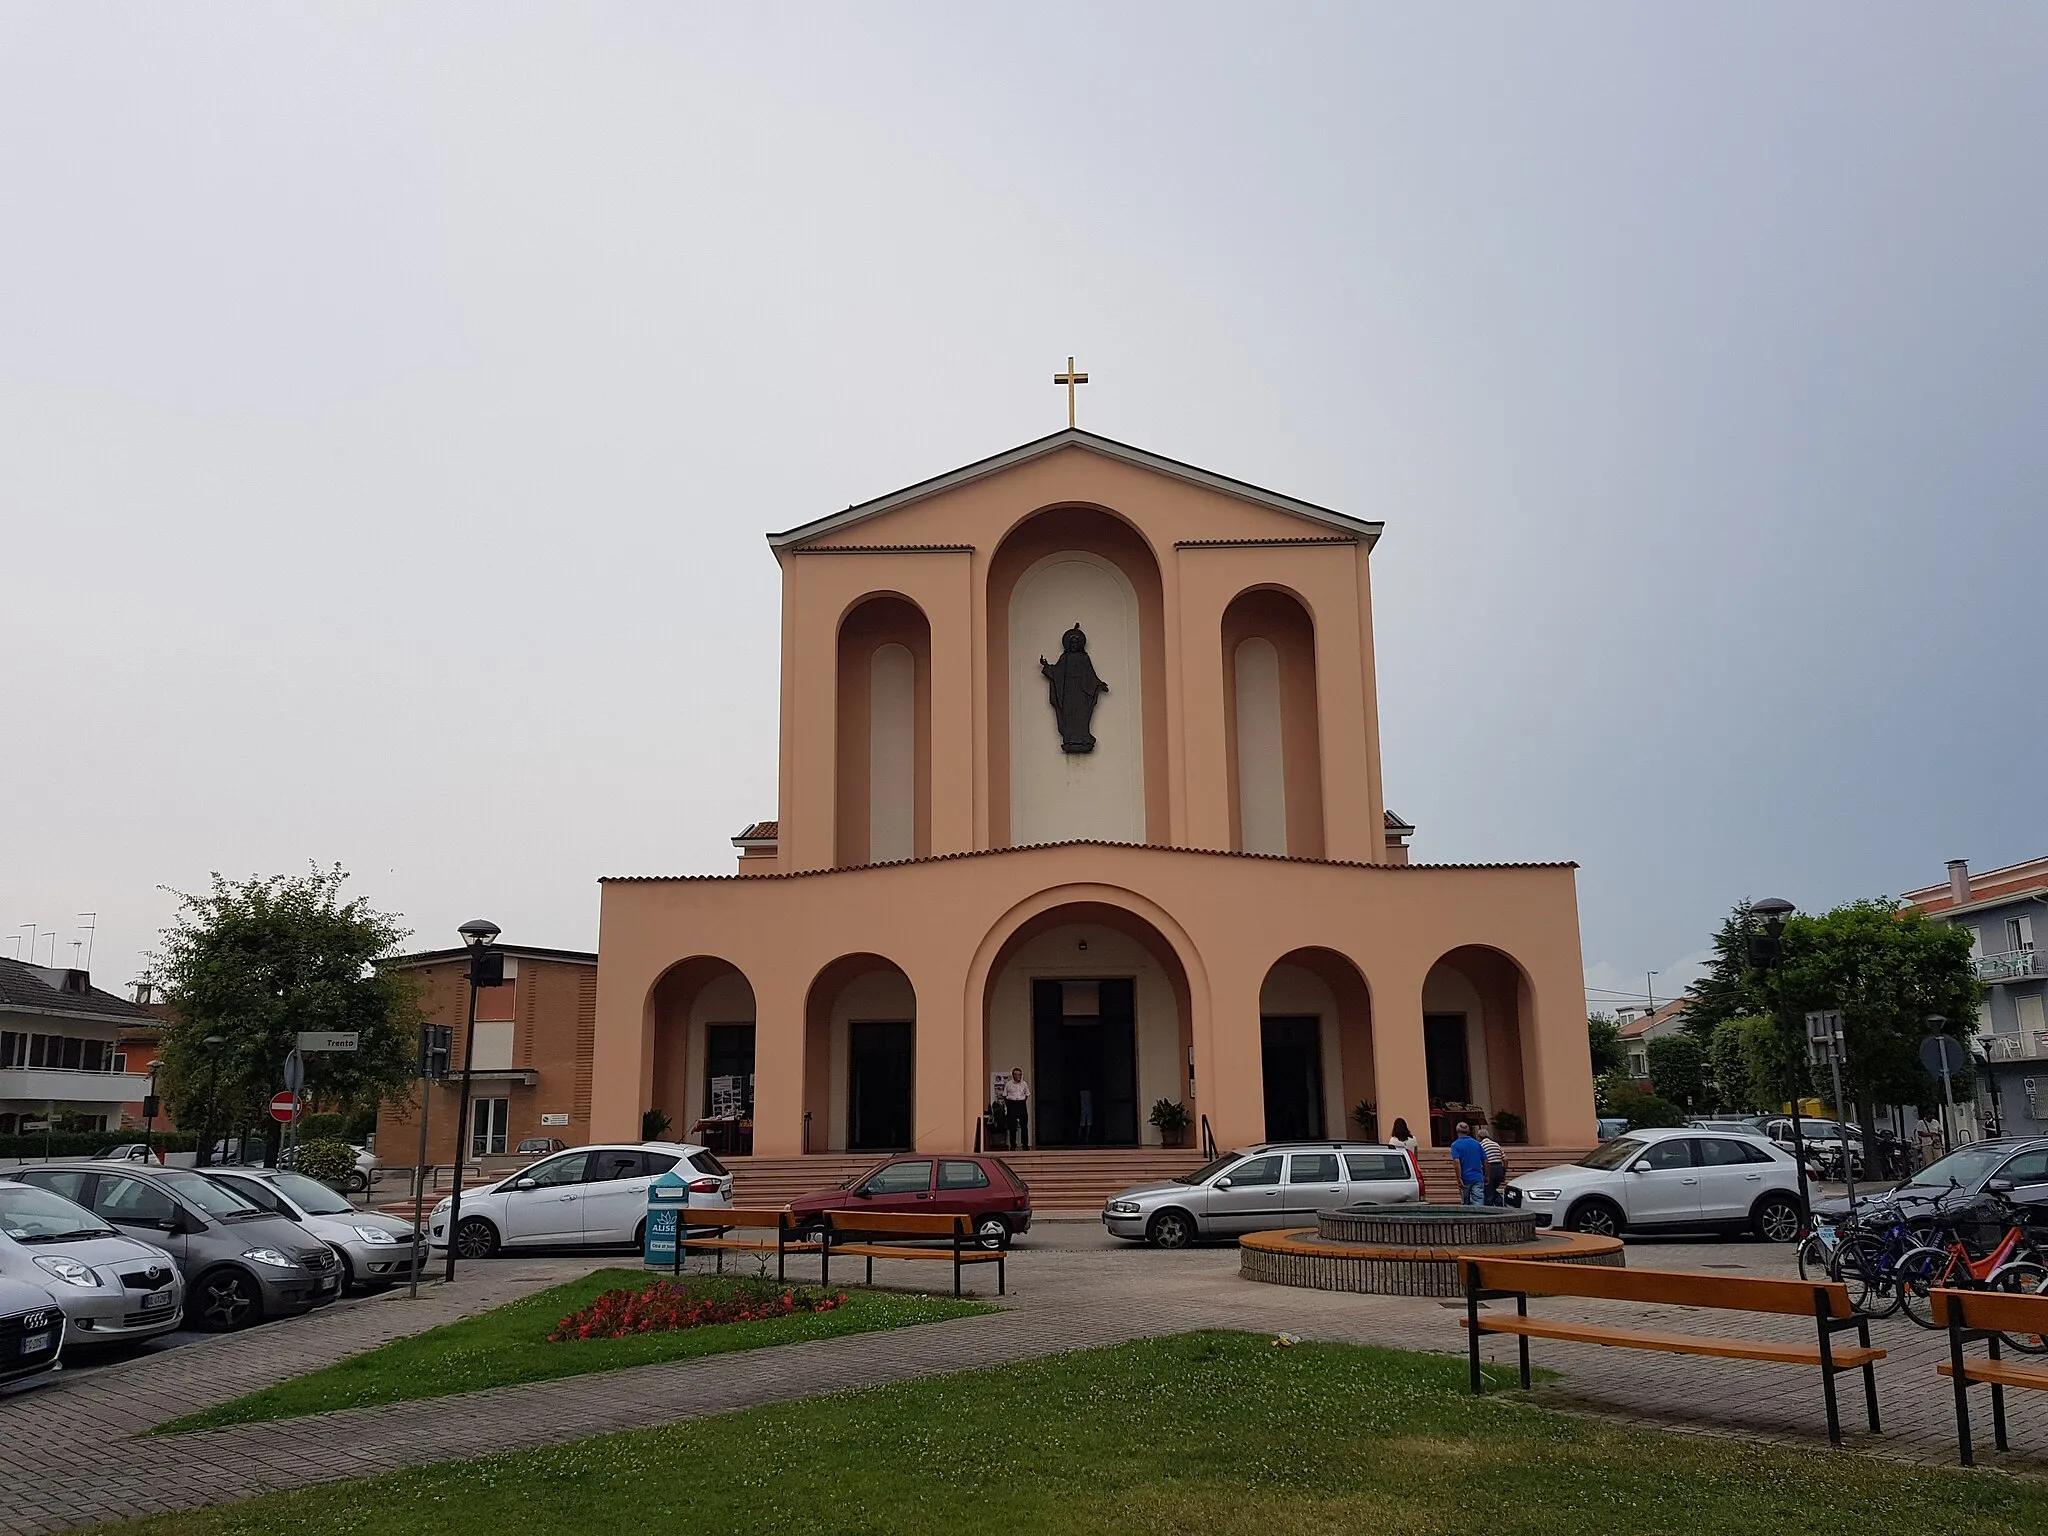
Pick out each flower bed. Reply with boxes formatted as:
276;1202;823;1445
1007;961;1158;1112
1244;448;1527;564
547;1279;849;1342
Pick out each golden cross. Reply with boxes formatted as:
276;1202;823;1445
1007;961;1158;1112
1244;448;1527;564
1053;355;1089;428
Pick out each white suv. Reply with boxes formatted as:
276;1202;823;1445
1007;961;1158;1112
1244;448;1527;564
1510;1127;1803;1243
428;1141;734;1258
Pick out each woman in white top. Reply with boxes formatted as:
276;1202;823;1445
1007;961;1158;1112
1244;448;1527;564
1386;1117;1418;1154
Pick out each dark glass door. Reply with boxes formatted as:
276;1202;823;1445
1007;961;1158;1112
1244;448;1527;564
1031;979;1139;1147
1423;1014;1471;1103
848;1022;914;1151
1260;1015;1325;1141
703;1024;755;1117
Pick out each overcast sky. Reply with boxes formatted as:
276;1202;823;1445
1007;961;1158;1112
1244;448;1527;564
3;6;2042;1012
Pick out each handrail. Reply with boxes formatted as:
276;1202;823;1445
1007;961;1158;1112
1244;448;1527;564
1199;1113;1218;1160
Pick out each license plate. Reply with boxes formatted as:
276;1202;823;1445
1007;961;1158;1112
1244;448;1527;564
20;1331;50;1355
317;1275;338;1293
140;1290;173;1311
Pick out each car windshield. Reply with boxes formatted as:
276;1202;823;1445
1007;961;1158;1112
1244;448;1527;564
1904;1144;2009;1192
0;1184;120;1242
263;1173;355;1215
1577;1138;1648;1171
157;1170;265;1217
1177;1154;1245;1185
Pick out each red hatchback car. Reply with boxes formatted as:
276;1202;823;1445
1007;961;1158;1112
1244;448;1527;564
788;1154;1032;1250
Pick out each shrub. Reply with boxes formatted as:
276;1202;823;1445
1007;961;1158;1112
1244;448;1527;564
1493;1110;1524;1141
1147;1099;1191;1133
547;1279;847;1342
641;1108;673;1142
300;1112;349;1141
1599;1073;1687;1129
293;1138;359;1186
0;1131;199;1159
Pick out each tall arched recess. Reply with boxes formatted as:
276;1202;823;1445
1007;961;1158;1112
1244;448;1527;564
835;595;931;867
987;505;1169;848
1222;587;1323;858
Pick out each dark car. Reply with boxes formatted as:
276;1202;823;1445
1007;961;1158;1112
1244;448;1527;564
786;1155;1032;1250
1812;1138;2048;1222
515;1137;568;1158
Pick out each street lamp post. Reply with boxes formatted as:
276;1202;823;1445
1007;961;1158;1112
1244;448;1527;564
443;919;501;1283
1746;897;1809;1224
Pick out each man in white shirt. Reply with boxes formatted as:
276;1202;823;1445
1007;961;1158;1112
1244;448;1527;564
1001;1067;1031;1150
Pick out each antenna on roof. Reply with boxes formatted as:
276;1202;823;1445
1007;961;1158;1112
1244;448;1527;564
77;913;96;971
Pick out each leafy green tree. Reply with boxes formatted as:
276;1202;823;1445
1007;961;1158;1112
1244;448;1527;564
1680;904;1759;1042
1600;1072;1687;1129
1709;1015;1786;1113
1646;1034;1712;1113
149;866;423;1162
1587;1014;1625;1077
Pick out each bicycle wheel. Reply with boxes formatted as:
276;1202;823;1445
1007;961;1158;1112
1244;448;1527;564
1830;1234;1901;1318
1894;1244;1956;1330
1796;1232;1831;1283
1990;1261;2048;1355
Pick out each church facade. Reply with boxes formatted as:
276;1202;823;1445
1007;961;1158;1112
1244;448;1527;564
590;430;1596;1158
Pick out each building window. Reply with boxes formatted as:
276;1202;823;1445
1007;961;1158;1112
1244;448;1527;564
471;1097;509;1158
0;1032;23;1068
2009;916;2037;953
112;1053;127;1073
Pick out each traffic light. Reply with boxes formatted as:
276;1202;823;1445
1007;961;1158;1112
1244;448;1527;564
420;1025;453;1080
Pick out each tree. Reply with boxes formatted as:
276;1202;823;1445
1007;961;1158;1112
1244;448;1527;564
1587;1014;1625;1077
1680;903;1760;1042
149;866;423;1161
1600;1072;1686;1129
1709;1015;1784;1113
1646;1034;1711;1113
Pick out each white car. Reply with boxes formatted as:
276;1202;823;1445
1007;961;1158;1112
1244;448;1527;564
1510;1126;1804;1243
427;1141;733;1259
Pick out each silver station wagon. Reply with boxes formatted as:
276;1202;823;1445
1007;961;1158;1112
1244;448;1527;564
1103;1142;1423;1249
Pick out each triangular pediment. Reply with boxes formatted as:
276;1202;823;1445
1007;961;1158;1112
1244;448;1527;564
766;429;1380;549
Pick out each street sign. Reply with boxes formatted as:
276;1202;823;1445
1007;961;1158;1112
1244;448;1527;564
541;1113;568;1126
1920;1035;1971;1077
269;1091;301;1124
282;1049;305;1095
298;1031;359;1053
1805;1010;1845;1067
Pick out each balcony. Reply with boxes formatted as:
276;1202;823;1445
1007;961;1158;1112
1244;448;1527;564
1975;949;2046;983
1984;1032;2048;1063
0;1068;153;1106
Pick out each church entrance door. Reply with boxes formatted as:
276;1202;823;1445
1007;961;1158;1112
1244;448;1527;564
848;1021;914;1151
1260;1016;1325;1141
1030;979;1138;1147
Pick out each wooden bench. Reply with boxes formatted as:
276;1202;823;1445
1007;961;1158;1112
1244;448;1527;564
1462;1256;1885;1445
1931;1287;2048;1464
820;1210;1006;1298
673;1207;817;1283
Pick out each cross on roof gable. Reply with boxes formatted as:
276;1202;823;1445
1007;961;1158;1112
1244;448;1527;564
766;428;1382;550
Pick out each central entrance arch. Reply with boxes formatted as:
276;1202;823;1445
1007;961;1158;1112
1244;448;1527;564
979;900;1193;1150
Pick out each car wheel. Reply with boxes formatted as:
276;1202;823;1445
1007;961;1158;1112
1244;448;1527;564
193;1267;261;1332
335;1253;357;1293
1564;1199;1622;1238
974;1215;1010;1251
453;1217;501;1260
1752;1194;1802;1244
346;1170;369;1194
1147;1209;1197;1250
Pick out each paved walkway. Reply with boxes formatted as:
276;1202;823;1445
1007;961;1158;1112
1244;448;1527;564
2;1226;2043;1532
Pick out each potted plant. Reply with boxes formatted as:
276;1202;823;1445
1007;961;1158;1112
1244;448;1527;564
1493;1109;1525;1144
1351;1100;1378;1141
641;1107;673;1142
1149;1098;1192;1149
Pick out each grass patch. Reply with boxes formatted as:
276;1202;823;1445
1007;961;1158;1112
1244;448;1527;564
160;1268;991;1433
114;1332;2048;1534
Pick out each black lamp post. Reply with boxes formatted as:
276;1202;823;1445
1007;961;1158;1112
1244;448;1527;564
443;919;501;1283
1746;897;1808;1223
197;1034;227;1167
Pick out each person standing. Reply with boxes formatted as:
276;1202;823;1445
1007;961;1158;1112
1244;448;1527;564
1002;1067;1031;1151
1480;1130;1508;1206
1386;1118;1418;1155
1450;1121;1486;1206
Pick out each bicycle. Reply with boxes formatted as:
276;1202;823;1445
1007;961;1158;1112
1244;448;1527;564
1894;1194;2048;1352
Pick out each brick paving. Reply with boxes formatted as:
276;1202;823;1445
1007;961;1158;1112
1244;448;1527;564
2;1225;2043;1532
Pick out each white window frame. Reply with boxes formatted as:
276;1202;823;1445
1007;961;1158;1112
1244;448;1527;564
471;1097;509;1158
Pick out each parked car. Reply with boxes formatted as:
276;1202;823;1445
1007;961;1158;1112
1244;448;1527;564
1595;1117;1630;1141
275;1143;377;1193
0;1274;64;1387
1103;1142;1421;1249
515;1137;568;1158
427;1142;733;1259
787;1154;1034;1250
204;1168;417;1292
1509;1128;1803;1242
1688;1116;1767;1136
0;1179;184;1349
14;1162;344;1330
1812;1137;2048;1222
91;1144;161;1165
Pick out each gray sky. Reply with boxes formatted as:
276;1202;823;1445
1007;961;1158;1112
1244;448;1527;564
4;5;2043;1011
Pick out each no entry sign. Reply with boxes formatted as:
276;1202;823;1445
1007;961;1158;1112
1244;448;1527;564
269;1091;301;1124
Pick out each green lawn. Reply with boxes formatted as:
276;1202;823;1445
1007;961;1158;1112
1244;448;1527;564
160;1268;992;1433
117;1332;2048;1535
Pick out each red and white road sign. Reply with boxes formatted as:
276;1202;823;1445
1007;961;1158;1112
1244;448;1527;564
269;1091;300;1124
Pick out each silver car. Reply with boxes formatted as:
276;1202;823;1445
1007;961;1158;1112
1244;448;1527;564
0;1179;184;1349
1103;1142;1423;1249
204;1169;417;1292
0;1274;64;1387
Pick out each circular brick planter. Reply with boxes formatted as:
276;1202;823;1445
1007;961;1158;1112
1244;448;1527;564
1239;1226;1623;1297
1319;1204;1542;1247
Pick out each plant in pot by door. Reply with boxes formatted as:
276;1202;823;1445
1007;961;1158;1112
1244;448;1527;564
1148;1098;1191;1149
1350;1100;1378;1142
1493;1110;1524;1144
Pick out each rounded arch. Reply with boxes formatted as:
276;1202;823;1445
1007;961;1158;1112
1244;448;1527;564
646;956;757;1138
835;594;931;867
986;504;1169;847
1258;947;1374;1144
969;886;1202;1150
803;952;918;1152
1222;585;1323;858
1420;944;1538;1144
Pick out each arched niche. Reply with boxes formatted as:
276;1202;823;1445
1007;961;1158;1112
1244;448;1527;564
647;957;757;1137
804;954;918;1153
1259;947;1374;1143
1222;586;1322;858
1421;945;1536;1143
986;506;1168;848
835;594;931;867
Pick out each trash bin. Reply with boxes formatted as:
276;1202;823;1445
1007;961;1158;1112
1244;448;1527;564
644;1167;693;1270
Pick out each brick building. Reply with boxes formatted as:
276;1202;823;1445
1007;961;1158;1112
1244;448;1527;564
375;944;597;1165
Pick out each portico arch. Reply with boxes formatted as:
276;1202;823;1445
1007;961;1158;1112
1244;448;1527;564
1258;948;1374;1143
647;957;756;1143
804;954;918;1153
1420;945;1536;1144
